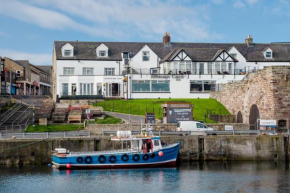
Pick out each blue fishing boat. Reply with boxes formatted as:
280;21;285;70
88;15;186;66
52;131;180;169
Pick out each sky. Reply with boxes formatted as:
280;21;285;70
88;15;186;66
0;0;290;65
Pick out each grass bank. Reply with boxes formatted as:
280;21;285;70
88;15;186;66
25;124;84;132
88;115;122;124
94;99;229;123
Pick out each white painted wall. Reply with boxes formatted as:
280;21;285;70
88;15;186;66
128;74;245;99
129;45;159;72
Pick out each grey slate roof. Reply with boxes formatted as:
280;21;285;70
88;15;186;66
54;41;290;62
14;60;30;68
35;66;52;73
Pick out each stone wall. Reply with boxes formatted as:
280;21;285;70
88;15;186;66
85;123;249;134
210;66;290;127
0;135;288;164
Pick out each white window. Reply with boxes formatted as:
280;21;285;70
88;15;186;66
63;67;75;75
265;51;272;58
83;68;94;75
105;68;115;75
99;51;107;57
143;51;150;61
64;50;72;56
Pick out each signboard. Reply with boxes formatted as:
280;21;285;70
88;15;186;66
225;125;233;131
167;108;192;123
260;120;277;128
145;113;155;124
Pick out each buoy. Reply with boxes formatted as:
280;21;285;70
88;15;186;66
66;163;71;168
158;151;164;157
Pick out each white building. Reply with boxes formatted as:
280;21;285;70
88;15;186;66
52;34;290;101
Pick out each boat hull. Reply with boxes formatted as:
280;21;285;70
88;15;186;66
52;142;180;169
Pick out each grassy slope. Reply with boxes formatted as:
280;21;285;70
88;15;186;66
88;115;122;124
25;124;84;132
94;99;229;123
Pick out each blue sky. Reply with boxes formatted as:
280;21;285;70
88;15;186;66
0;0;290;65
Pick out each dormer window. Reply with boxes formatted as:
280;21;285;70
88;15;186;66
265;51;272;58
61;43;74;57
64;50;72;56
263;48;273;59
123;52;129;59
96;43;109;58
99;51;106;57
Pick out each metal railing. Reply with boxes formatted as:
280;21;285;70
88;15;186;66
0;103;22;127
0;131;90;139
102;130;277;136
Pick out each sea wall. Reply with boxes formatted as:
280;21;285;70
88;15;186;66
0;135;288;165
85;123;249;134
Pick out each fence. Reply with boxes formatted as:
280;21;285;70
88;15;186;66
0;131;90;139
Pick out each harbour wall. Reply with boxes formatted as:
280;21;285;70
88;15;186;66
0;135;288;165
85;123;249;135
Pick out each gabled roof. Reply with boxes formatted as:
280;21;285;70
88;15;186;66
14;60;30;68
54;41;290;62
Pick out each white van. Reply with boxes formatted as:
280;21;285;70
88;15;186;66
176;121;214;132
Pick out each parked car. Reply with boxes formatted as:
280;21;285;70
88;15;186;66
176;121;214;134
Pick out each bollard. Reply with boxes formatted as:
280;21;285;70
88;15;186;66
23;132;25;138
47;132;49;138
64;132;66;138
0;133;2;139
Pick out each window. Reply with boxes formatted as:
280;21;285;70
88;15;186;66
192;62;197;74
132;80;150;92
142;51;150;61
190;81;203;92
204;81;216;92
123;52;129;59
63;67;75;75
186;62;191;72
80;83;93;95
230;53;237;59
152;69;159;74
99;51;106;57
190;80;216;92
151;80;170;92
154;140;159;146
215;62;221;74
197;123;205;129
265;51;272;58
64;50;72;56
208;62;213;74
83;68;94;75
221;62;226;72
105;68;115;75
62;83;68;96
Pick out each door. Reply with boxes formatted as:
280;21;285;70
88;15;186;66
228;63;232;74
71;84;76;95
199;63;204;74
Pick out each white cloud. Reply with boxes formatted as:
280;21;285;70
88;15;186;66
0;49;52;65
0;0;222;42
245;0;259;5
212;0;224;4
233;1;246;8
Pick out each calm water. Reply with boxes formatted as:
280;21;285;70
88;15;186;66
1;162;290;193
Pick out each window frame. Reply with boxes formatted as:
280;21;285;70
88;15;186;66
64;50;72;57
265;51;272;58
104;68;115;76
63;67;75;75
99;50;107;57
142;51;150;61
83;67;94;75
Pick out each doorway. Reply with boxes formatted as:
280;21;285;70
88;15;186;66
106;83;120;97
249;104;260;130
71;83;76;95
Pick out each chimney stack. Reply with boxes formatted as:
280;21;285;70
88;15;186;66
163;32;171;47
245;35;253;46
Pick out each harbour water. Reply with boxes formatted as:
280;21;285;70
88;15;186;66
0;161;290;193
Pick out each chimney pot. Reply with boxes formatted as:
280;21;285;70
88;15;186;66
163;32;171;47
245;35;253;46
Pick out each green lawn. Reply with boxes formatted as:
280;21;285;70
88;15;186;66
25;124;84;132
88;115;122;124
94;99;230;123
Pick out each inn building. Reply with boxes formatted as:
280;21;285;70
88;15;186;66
52;33;290;101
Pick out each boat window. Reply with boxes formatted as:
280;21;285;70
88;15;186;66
154;140;159;146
